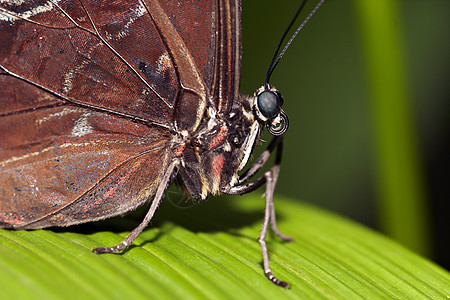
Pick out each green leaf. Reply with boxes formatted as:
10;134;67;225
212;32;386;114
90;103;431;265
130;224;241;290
0;196;448;299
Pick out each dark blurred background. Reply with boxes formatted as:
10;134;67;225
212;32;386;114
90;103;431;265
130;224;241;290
240;0;449;270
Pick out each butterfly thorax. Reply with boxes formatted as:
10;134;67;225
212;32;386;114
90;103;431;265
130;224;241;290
175;94;261;201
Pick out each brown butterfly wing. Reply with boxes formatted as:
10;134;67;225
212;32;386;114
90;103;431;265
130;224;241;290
0;0;241;228
0;89;170;228
1;0;174;126
156;0;241;113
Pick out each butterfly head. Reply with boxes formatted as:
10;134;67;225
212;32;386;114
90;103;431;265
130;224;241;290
253;85;289;136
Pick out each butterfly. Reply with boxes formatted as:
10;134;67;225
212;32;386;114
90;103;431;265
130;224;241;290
0;0;323;287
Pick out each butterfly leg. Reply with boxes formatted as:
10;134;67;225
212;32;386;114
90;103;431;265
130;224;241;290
266;148;293;242
223;135;282;193
238;135;283;184
260;168;290;288
93;158;180;254
223;137;292;288
224;136;292;241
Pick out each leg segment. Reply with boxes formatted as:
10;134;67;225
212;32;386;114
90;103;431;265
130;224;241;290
238;135;283;184
224;136;292;288
222;135;282;195
93;159;180;254
259;169;290;288
267;140;293;242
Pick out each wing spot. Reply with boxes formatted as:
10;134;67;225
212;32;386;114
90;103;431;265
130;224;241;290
71;112;93;137
156;52;172;75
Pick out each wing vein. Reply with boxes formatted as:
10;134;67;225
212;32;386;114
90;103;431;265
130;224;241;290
76;0;173;109
0;69;171;132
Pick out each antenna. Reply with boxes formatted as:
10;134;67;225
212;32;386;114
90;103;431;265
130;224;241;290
265;0;325;86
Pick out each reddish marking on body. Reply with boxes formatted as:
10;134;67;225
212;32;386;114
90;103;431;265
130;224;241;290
208;126;228;150
211;154;225;183
175;144;186;156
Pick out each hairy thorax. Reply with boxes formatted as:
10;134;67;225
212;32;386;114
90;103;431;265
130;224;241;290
173;94;261;200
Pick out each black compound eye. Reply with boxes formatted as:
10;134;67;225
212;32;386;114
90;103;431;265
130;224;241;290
257;90;283;119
